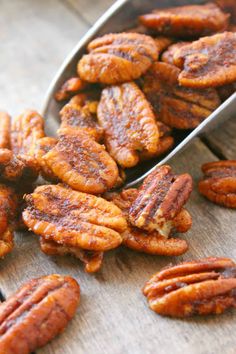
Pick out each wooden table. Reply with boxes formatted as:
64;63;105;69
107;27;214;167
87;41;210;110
0;1;236;353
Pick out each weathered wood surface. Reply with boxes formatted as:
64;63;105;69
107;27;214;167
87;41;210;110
0;1;236;354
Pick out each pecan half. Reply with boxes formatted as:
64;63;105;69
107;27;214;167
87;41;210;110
174;32;236;88
97;82;160;168
39;238;103;273
43;127;118;194
34;137;58;182
139;3;229;38
78;33;158;84
129;165;193;236
54;76;87;102
143;62;220;129
60;93;103;141
198;160;236;208
105;188;189;256
0;112;11;149
0;274;80;354
143;257;236;317
23;184;126;251
0;184;19;257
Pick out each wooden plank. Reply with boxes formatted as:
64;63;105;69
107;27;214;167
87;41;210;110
1;140;236;354
0;0;89;116
65;0;114;24
204;117;236;160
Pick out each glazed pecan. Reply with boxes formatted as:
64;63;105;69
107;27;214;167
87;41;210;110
97;82;160;168
129;165;193;236
105;188;189;256
39;238;103;273
143;62;220;129
174;32;236;88
43;127;118;194
54;76;87;101
0;112;11;149
0;184;17;258
60;93;103;141
143;257;236;317
34;137;58;182
23;184;126;251
0;274;80;354
78;33;158;84
199;160;236;208
161;42;190;65
139;3;229;38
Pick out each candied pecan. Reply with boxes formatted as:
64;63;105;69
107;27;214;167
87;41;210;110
34;137;58;182
199;160;236;208
129;165;193;236
139;3;229;38
216;0;236;24
78;33;158;84
60;93;103;141
0;112;11;149
0;274;80;354
39;238;103;273
161;42;190;65
105;189;189;256
23;184;126;251
143;257;236;317
97;82;160;168
54;76;87;102
11;110;45;156
143;62;220;129
43;127;118;194
0;184;17;258
174;32;236;88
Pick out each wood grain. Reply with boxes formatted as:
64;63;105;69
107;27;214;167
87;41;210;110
0;1;236;354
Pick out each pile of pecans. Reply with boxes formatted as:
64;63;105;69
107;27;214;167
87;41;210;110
0;2;236;353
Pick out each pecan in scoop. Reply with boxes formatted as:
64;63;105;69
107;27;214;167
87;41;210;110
34;137;58;182
143;62;220;129
139;3;229;38
198;160;236;208
143;257;236;317
0;184;17;258
40;238;103;273
129;165;193;236
54;76;87;102
97;82;160;168
174;32;236;88
0;274;80;354
60;93;103;141
43;127;118;194
23;184;126;252
78;33;158;84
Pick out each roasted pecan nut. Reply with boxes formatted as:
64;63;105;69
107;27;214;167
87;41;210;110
78;33;158;84
34;137;58;182
143;257;236;317
43;127;119;194
0;274;80;354
105;188;189;256
0;184;18;257
54;76;87;101
0;112;11;149
139;3;229;38
198;160;236;208
161;42;190;65
129;165;193;236
174;32;236;88
0;149;39;183
11;110;45;156
39;238;103;273
23;184;126;251
97;82;160;168
143;62;220;129
60;93;103;141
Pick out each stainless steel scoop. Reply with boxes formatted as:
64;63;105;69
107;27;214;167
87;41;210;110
41;0;236;188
